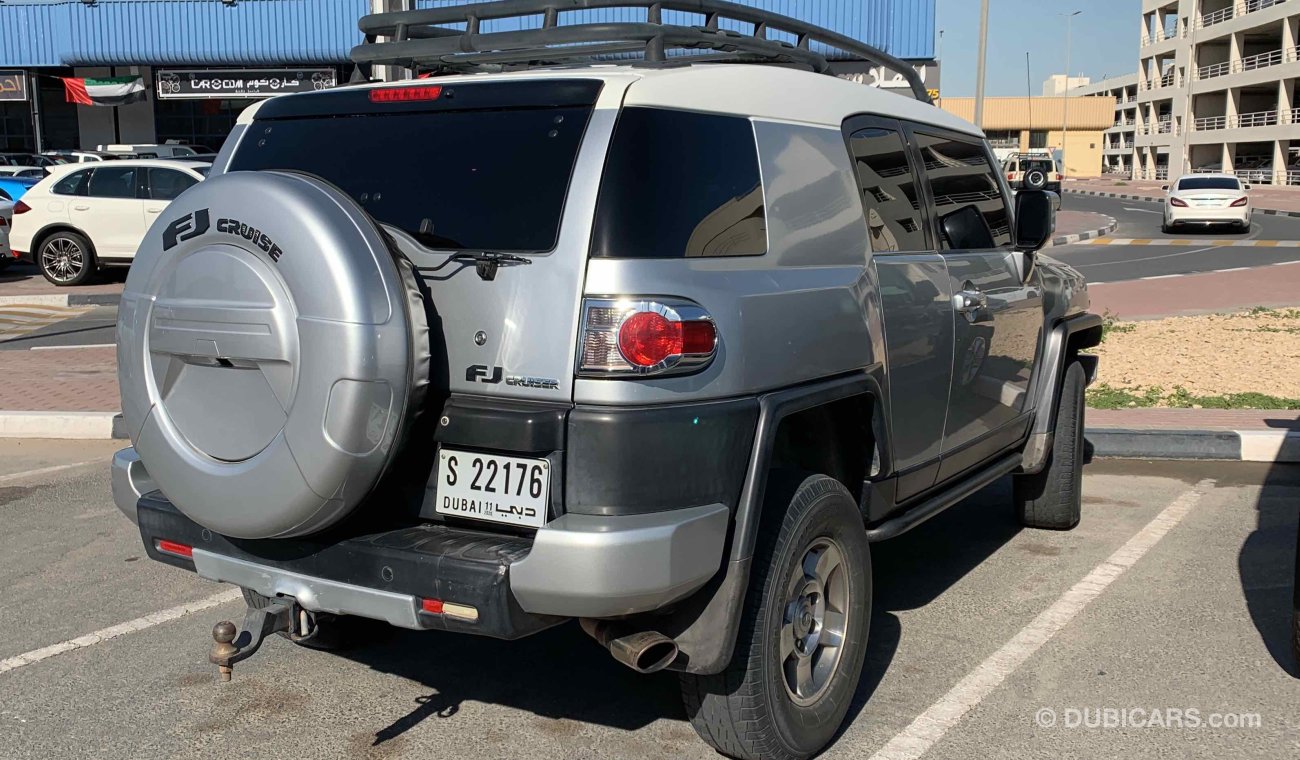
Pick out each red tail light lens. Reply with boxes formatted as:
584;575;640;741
1055;174;1063;181
155;539;193;559
1007;173;1015;181
369;85;443;103
12;200;31;214
579;299;717;376
1230;197;1248;207
1169;197;1189;207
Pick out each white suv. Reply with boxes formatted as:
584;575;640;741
9;159;208;285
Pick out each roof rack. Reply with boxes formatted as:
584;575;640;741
351;0;931;103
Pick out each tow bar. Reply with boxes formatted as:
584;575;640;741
208;598;319;681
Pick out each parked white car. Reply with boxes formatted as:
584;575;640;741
1162;173;1251;233
0;166;48;179
9;160;208;285
0;200;12;268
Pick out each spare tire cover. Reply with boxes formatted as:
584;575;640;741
118;171;429;538
1024;168;1048;190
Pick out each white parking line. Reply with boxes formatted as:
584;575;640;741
29;343;117;351
0;459;103;485
0;588;242;675
868;481;1212;760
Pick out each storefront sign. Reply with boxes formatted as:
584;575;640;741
155;69;337;99
833;61;941;101
0;71;29;102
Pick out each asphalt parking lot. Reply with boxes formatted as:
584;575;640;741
0;441;1296;759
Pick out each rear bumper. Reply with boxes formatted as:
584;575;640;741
1167;206;1249;224
116;447;730;631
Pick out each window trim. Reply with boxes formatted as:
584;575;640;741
907;125;1015;253
840;114;934;255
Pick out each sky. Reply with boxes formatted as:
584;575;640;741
935;0;1140;97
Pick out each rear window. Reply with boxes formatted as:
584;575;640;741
1023;160;1054;174
591;107;766;259
1178;177;1240;191
228;105;594;252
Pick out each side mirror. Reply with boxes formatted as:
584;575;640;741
1244;184;1252;190
1014;190;1057;253
1160;184;1169;191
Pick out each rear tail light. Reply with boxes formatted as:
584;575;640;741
579;298;717;376
155;539;193;559
1169;197;1189;207
1007;173;1015;181
1230;197;1248;207
12;200;31;214
420;597;479;622
368;85;443;103
1055;174;1063;181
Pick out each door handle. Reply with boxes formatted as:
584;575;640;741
72;205;90;211
952;290;988;314
146;207;164;214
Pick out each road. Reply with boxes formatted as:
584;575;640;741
1052;194;1300;284
1;441;1295;759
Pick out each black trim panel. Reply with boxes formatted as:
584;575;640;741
565;397;758;516
434;395;570;454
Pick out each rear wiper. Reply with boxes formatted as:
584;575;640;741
447;251;533;282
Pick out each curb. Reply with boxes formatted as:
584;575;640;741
0;293;121;308
1050;215;1118;247
1065;188;1300;218
0;411;120;440
1087;427;1300;463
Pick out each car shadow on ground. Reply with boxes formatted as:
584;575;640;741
1235;459;1300;678
335;478;1024;749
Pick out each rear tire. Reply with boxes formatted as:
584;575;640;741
680;473;870;760
38;231;96;286
241;587;388;651
1015;361;1086;530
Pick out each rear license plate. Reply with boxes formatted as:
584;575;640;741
435;448;550;528
1194;200;1223;207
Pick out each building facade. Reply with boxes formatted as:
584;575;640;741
1074;74;1141;177
940;96;1116;177
0;0;937;154
1133;0;1298;184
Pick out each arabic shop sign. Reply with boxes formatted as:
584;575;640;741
155;69;337;99
0;71;29;102
833;61;941;100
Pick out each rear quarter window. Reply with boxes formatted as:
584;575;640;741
52;170;91;196
591;107;766;259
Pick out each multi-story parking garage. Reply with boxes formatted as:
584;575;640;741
1133;0;1299;184
1075;74;1142;178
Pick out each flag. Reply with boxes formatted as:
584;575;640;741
62;76;147;107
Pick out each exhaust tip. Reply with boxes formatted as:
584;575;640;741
581;620;680;674
608;631;679;674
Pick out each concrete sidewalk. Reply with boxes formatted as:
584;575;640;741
1050;209;1117;247
1066;177;1300;217
1089;261;1300;319
0;262;124;306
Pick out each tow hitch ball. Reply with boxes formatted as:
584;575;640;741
208;599;318;682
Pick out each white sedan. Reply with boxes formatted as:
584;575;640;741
8;159;208;286
1162;174;1251;233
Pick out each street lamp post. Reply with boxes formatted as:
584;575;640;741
974;0;990;128
1060;10;1082;179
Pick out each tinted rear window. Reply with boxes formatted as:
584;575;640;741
1178;177;1240;191
591;107;766;259
1024;160;1054;174
228;107;594;252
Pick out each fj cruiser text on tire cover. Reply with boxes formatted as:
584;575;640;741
111;4;1101;759
117;171;429;538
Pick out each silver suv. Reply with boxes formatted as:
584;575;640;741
110;3;1100;759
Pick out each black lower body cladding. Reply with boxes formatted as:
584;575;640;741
565;398;759;517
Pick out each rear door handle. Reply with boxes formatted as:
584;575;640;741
146;207;164;214
72;204;90;211
952;290;988;314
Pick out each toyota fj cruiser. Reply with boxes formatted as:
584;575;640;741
111;3;1100;759
1004;152;1063;194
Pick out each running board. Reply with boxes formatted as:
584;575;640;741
863;453;1021;542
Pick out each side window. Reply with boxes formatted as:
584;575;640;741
592;107;766;258
87;166;138;199
914;134;1012;251
847;127;927;253
52;170;90;196
146;168;199;201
